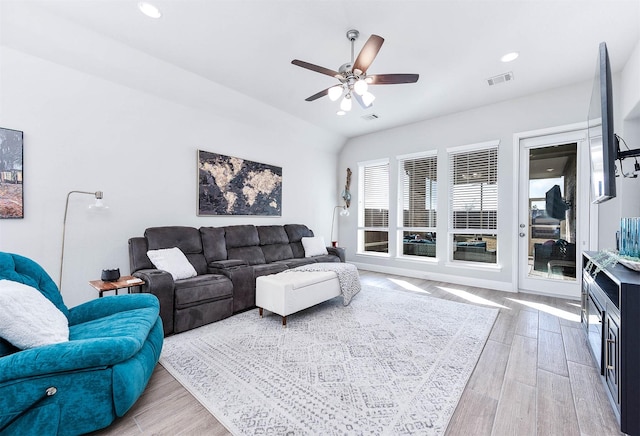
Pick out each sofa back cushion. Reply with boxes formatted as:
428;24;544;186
200;227;228;263
258;226;294;263
224;225;259;248
257;226;289;245
224;225;265;265
145;226;207;275
284;224;315;259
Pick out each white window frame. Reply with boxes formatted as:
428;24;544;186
357;158;390;256
447;140;500;265
396;151;438;260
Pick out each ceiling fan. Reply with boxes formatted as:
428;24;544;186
291;29;419;114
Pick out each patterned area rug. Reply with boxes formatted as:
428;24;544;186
160;285;498;435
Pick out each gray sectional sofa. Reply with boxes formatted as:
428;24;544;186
129;224;344;336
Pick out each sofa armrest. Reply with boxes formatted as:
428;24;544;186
208;259;248;269
68;294;159;326
208;264;255;312
327;246;346;262
132;269;175;336
0;336;146;384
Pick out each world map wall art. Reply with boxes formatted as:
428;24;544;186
198;150;282;216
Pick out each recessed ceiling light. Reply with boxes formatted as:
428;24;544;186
500;52;519;63
336;110;346;116
546;168;555;172
138;2;162;18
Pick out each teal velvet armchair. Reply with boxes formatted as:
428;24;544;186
0;252;163;435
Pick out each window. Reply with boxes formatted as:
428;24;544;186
448;142;498;264
398;152;437;258
358;160;389;254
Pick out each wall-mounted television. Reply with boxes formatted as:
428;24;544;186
587;42;617;204
545;184;569;220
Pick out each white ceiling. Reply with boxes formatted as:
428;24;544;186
4;0;640;140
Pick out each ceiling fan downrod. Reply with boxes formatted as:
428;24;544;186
346;29;359;65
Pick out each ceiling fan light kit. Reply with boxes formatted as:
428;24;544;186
292;29;419;115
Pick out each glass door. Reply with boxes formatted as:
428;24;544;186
518;130;589;298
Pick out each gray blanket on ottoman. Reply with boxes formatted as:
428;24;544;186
287;262;361;305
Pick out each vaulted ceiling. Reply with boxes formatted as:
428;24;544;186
2;1;639;140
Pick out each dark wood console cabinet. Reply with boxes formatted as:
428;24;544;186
582;251;640;435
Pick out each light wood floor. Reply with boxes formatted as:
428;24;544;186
91;270;622;436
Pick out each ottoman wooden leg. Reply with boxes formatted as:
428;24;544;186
282;316;287;327
259;307;263;317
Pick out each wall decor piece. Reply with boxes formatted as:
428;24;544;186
198;150;282;216
0;127;24;219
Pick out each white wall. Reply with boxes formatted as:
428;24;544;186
0;47;344;308
338;81;595;292
339;34;640;293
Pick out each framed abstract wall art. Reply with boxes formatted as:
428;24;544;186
0;127;24;219
197;150;282;216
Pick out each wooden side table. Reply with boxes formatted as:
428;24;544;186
89;275;144;298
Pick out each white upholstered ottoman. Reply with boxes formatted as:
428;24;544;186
256;270;341;326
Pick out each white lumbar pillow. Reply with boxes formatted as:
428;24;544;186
301;236;328;257
147;247;197;280
0;279;69;349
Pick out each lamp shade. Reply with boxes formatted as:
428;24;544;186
340;96;352;112
328;86;343;101
354;79;368;95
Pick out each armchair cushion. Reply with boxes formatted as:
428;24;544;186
0;280;69;349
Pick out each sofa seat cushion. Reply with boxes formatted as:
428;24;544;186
253;263;288;278
70;306;158;345
174;275;233;309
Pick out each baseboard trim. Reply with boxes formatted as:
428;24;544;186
351;261;516;293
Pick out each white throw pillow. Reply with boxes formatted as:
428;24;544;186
147;247;197;280
301;236;328;258
0;279;69;349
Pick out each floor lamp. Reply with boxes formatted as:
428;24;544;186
331;205;350;247
59;190;106;290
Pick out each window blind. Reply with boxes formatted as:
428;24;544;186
449;146;498;231
362;162;389;228
399;154;437;228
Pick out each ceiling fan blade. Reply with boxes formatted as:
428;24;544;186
292;60;340;78
305;87;332;102
352;35;384;74
368;74;419;85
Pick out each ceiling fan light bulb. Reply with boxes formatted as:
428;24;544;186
138;2;162;18
361;91;376;107
354;79;368;95
328;86;343;101
340;96;352;112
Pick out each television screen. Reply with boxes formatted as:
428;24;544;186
545;185;568;220
587;42;617;204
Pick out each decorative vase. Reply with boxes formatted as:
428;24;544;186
101;268;120;282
